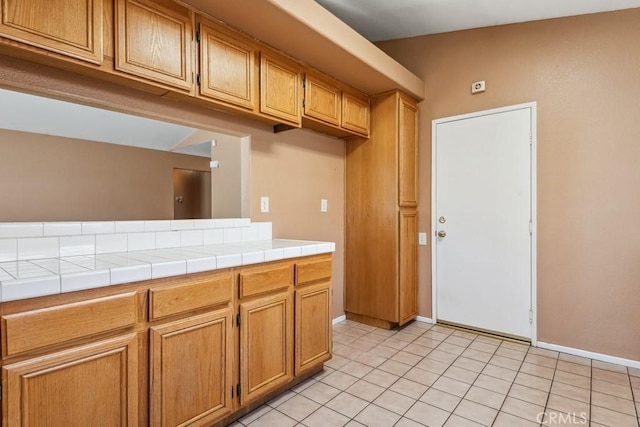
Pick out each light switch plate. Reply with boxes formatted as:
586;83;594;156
418;232;427;246
320;199;328;213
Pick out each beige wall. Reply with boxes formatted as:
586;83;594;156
377;9;640;360
0;129;210;221
0;55;346;319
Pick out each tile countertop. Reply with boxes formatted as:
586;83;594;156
0;239;335;302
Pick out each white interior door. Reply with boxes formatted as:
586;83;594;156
433;104;535;340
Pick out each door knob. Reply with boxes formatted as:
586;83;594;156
437;230;446;238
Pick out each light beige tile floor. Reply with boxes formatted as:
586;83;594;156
231;320;640;427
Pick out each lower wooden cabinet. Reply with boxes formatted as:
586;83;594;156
239;291;293;406
0;254;332;426
150;309;233;426
2;333;139;426
295;282;331;375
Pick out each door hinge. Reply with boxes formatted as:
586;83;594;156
231;385;234;398
529;131;533;145
196;73;201;86
195;30;200;43
302;77;306;88
236;313;241;327
236;384;241;399
529;220;533;234
302;98;306;109
529;310;533;323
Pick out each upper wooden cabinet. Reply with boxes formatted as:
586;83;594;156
0;0;103;63
260;50;302;126
304;72;341;127
197;18;258;111
342;90;371;137
115;0;194;91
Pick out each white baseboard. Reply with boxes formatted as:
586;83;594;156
416;316;434;324
332;315;346;325
537;341;640;370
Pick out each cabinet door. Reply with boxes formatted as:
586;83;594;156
3;334;138;426
342;90;370;137
398;94;418;207
304;73;340;126
115;0;193;91
240;291;293;406
199;21;257;110
295;282;332;375
260;51;301;125
150;309;233;427
399;209;418;325
0;0;103;63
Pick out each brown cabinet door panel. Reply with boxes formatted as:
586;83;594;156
240;291;293;405
399;209;418;325
342;90;370;137
0;0;103;63
3;334;138;426
260;51;301;125
398;94;418;207
150;309;233;426
295;282;331;375
199;21;257;110
116;0;193;91
304;72;341;126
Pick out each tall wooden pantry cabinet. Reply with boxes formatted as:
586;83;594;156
345;90;418;329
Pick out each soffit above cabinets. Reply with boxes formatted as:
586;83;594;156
181;0;425;100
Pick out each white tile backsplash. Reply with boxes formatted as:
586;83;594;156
241;224;259;242
156;231;181;249
44;222;82;237
60;236;95;257
0;239;17;262
0;223;43;238
128;232;156;251
203;229;224;245
82;222;115;235
257;222;273;240
18;237;59;260
223;227;243;243
96;234;128;254
144;220;171;232
170;220;194;231
115;221;145;233
181;230;204;247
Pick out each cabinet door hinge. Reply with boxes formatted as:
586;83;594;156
196;30;200;43
529;220;533;235
236;313;241;327
529;309;533;323
231;385;234;398
302;77;306;88
196;74;201;86
302;98;305;109
236;384;241;399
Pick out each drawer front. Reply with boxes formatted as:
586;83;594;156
2;292;137;357
296;257;332;286
239;264;293;299
149;274;232;321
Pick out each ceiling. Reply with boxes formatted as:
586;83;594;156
0;89;222;158
315;0;640;41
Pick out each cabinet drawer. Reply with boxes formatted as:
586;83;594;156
149;273;232;321
239;264;293;299
296;257;332;286
2;292;137;357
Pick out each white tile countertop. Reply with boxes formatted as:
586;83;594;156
0;239;335;302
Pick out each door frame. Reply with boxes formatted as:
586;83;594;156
431;102;538;345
